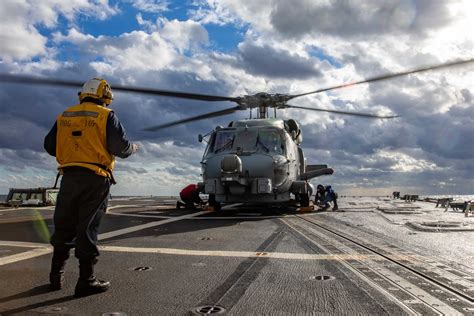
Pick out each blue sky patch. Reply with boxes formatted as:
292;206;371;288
308;46;342;68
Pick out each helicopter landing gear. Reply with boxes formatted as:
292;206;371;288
208;194;222;211
297;193;310;207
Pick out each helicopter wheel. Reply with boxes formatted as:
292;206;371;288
208;194;222;211
299;193;310;207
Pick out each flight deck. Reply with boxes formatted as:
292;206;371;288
0;196;473;315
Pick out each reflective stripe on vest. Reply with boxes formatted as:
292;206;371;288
56;102;115;177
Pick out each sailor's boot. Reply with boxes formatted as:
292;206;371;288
49;250;69;290
74;259;110;298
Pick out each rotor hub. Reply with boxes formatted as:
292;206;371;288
237;93;290;110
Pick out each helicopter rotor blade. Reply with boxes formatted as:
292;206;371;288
0;73;239;102
143;105;242;131
285;104;398;119
288;58;474;100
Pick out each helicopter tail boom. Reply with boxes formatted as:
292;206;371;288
300;168;334;181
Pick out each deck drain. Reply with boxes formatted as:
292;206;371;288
195;305;226;314
200;237;212;240
130;266;152;271
102;313;127;316
310;275;335;281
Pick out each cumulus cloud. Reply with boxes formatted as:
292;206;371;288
129;0;169;13
53;18;209;70
237;42;323;79
270;0;452;39
0;0;118;61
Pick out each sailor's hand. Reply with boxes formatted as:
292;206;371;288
132;143;139;153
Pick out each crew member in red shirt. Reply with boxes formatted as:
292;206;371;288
176;184;203;209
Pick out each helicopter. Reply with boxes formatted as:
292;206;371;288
0;58;472;210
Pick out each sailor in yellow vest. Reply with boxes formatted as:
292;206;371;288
44;78;138;297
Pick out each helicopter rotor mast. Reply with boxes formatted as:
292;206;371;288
236;93;291;119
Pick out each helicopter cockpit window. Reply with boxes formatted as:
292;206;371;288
256;130;284;154
213;130;235;153
233;129;258;152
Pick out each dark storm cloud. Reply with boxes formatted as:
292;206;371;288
165;165;199;176
369;83;474;160
0;62;121;151
114;98;242;150
299;96;473;162
0;61;244;153
270;0;453;39
0;148;55;171
298;108;401;156
237;42;323;79
307;147;474;195
113;68;244;143
115;165;148;174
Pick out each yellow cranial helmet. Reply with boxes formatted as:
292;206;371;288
79;78;114;105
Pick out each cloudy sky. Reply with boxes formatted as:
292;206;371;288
0;0;473;196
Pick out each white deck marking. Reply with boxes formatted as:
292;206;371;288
192;216;286;220
0;210;210;266
107;205;160;210
98;210;210;240
0;247;52;266
99;245;382;260
108;213;173;219
114;209;290;220
0;206;54;213
0;240;50;248
0;238;417;264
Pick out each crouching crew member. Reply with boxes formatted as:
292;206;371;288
177;184;203;209
314;184;326;206
44;78;138;297
315;184;339;211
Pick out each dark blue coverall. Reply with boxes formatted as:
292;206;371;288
321;185;338;211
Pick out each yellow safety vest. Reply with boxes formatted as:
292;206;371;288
56;102;115;178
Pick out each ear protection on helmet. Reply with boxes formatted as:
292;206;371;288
79;78;113;105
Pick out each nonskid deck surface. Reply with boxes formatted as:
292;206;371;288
0;196;473;315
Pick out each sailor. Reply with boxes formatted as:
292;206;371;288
176;184;203;209
321;185;339;211
315;185;338;211
314;184;326;206
44;78;138;297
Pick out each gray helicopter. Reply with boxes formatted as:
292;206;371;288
1;59;472;210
